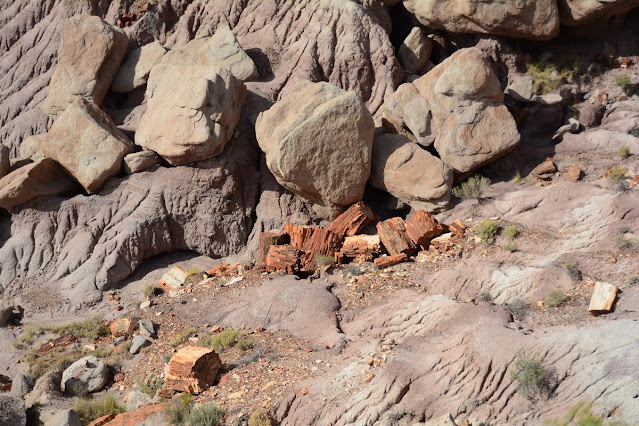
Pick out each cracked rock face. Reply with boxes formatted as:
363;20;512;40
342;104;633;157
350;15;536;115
558;0;639;25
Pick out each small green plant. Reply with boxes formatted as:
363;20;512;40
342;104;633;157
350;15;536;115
616;75;631;93
93;347;112;358
170;328;197;347
504;239;517;253
207;329;239;352
512;170;522;183
510;349;554;401
608;167;628;184
544;401;629;426
143;284;163;300
546;288;570;307
615;233;635;250
73;393;125;425
249;410;272;426
618;145;630;159
315;254;336;268
135;374;163;397
504;225;519;239
24;347;83;380
565;263;582;282
237;338;255;354
185;266;204;281
164;393;224;426
475;219;499;245
478;292;493;303
506;298;530;321
527;56;584;95
452;175;491;200
48;317;110;340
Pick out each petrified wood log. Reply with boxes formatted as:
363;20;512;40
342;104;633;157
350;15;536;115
258;230;289;266
266;244;302;273
163;346;222;394
376;217;417;256
405;210;444;248
341;235;382;257
327;201;375;237
374;253;408;268
284;223;315;250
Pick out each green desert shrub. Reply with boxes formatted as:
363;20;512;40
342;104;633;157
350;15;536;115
504;225;519;239
452;175;491;199
206;329;239;352
135;374;163;397
476;219;499;245
170;328;197;347
510;349;554;401
315;254;336;268
143;284;163;300
165;393;224;426
527;56;584;95
565;263;582;282
615;233;635;250
506;298;530;321
616;75;631;92
74;394;125;425
546;288;570;307
608;167;628;184
545;401;629;426
237;338;255;354
477;292;493;303
249;410;272;426
618;145;630;159
504;239;517;253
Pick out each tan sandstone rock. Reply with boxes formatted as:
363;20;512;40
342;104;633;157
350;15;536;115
256;81;375;219
403;0;560;40
0;159;76;212
135;65;245;165
414;48;520;175
558;0;639;25
111;41;167;94
42;15;127;118
19;135;45;162
123;151;161;174
42;98;134;193
398;27;432;74
382;83;435;147
370;134;452;212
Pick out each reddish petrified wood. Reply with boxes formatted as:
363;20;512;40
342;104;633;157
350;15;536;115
405;210;444;248
327;201;375;237
301;228;342;272
163;346;222;394
376;217;417;256
340;235;382;257
206;261;242;277
448;219;467;237
258;230;289;266
38;334;79;355
374;253;408;268
265;244;302;273
284;223;315;250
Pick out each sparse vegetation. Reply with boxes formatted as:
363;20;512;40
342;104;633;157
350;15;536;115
504;225;519;239
546;288;570;307
476;219;499;245
452;175;491;200
512;170;522;184
608;167;628;184
527;56;585;95
506;298;530;321
93;347;112;358
478;292;493;303
249;410;272;426
165;393;224;426
237;338;255;355
615;233;635;250
504;239;517;252
618;225;631;234
74;394;125;425
24;347;82;380
615;75;631;93
135;374;163;397
510;349;554;401
207;329;239;352
185;266;204;280
618;145;630;159
143;283;163;300
545;401;629;426
565;263;582;282
315;254;336;268
171;328;197;347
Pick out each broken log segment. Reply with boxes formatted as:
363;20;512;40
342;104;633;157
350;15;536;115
163;346;222;394
374;253;408;269
158;265;189;290
266;244;302;274
327;201;375;237
284;223;315;250
430;232;454;252
301;228;342;272
405;210;444;248
258;230;289;266
448;219;467;237
341;235;382;257
376;217;417;256
588;282;618;315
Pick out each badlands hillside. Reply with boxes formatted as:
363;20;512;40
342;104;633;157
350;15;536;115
0;0;638;425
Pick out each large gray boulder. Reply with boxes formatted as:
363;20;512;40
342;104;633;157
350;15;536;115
135;65;245;165
41;15;127;118
403;0;560;40
111;41;167;94
370;134;452;212
61;356;108;394
0;394;26;426
256;80;375;219
42;98;134;193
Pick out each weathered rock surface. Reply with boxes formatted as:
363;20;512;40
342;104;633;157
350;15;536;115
578;102;606;128
125;390;152;411
398;27;432;74
403;0;560;40
130;335;152;354
135;64;245;165
382;83;435;147
111;41;166;94
415;48;520;175
370;134;452;212
47;409;81;426
163;25;257;82
25;370;62;407
123;151;161;174
256;80;374;219
0;145;9;178
0;158;76;212
18;135;45;162
558;0;639;25
61;356;108;394
41;15;127;118
42;98;134;192
0;394;26;426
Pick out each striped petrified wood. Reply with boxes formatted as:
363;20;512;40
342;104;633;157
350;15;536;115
163;346;222;394
327;201;375;237
405;210;444;248
266;244;302;273
284;223;316;249
301;228;342;272
340;235;382;257
258;230;289;266
376;217;417;256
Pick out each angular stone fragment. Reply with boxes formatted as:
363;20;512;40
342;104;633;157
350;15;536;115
398;27;432;74
448;220;467;237
266;245;302;274
61;356;108;394
565;165;583;182
163;346;222;394
0;159;76;212
258;230;289;266
110;318;133;337
112;41;167;94
382;83;435;147
42;98;133;193
370;134;452;212
42;15;128;118
19;135;45;162
405;210;445;248
158;266;189;290
374;253;408;269
327;202;375;238
256;80;375;219
531;159;558;180
588;282;618;315
376;217;417;256
123;151;161;174
130;335;151;354
341;235;382;257
558;0;639;25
